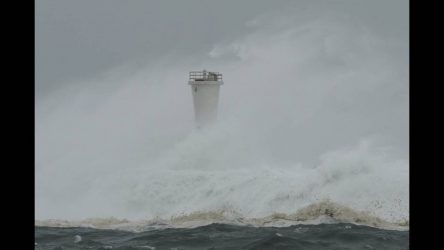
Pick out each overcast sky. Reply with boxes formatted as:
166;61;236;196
36;0;407;98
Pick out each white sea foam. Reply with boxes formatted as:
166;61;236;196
74;235;82;243
35;200;408;231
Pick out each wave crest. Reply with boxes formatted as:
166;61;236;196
35;200;408;231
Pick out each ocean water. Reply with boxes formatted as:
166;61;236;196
35;223;408;250
35;198;408;249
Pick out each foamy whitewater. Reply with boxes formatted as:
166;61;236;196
36;127;408;231
35;7;408;234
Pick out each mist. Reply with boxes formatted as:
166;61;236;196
36;0;408;223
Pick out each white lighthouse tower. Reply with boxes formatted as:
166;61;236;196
189;70;223;128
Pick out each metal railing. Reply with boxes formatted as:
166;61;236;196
189;71;223;81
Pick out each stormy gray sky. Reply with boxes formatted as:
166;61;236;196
36;0;407;98
36;0;408;220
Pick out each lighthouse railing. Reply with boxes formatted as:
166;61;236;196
189;71;223;81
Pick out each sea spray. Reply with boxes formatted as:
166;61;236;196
36;9;408;226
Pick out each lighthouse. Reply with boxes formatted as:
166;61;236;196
189;70;223;128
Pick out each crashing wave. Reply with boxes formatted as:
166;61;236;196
35;200;408;232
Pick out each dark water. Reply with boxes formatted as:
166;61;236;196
35;223;408;250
